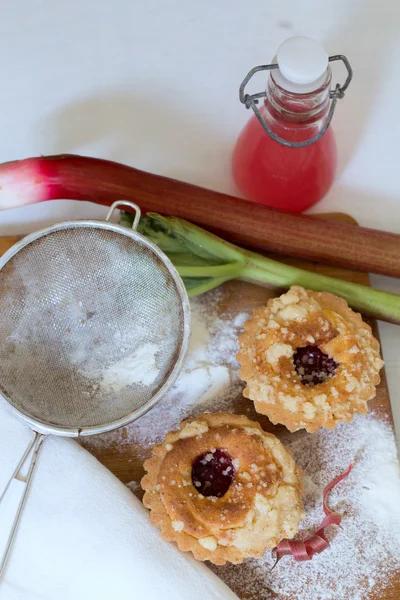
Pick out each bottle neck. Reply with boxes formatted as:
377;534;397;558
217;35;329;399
263;67;332;141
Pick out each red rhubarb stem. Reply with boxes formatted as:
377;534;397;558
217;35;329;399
1;154;399;278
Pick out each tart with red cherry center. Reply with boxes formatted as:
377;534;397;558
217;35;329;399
141;412;303;565
237;286;384;433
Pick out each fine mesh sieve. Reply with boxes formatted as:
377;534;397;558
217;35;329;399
0;201;191;577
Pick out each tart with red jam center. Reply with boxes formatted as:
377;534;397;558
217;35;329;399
237;286;384;433
141;413;303;565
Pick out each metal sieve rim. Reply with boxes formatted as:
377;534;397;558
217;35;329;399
0;218;191;437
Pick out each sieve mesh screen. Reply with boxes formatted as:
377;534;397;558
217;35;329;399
0;225;186;430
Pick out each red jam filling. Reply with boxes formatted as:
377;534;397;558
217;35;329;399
293;345;338;386
191;448;235;498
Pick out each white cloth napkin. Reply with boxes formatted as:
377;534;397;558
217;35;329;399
0;403;238;600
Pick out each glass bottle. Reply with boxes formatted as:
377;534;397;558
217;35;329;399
232;37;352;213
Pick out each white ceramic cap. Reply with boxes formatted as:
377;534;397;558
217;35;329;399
274;36;329;94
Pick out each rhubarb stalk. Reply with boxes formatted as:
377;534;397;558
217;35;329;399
0;154;400;278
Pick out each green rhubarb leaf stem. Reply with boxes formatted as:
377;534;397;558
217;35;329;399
240;253;400;323
121;211;400;325
176;262;246;279
184;276;235;296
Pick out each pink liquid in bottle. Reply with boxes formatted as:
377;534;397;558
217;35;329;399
233;37;338;213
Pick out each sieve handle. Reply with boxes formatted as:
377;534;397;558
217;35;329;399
105;200;141;230
0;431;45;578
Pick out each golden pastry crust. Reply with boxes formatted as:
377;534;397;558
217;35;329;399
141;413;303;565
237;286;384;433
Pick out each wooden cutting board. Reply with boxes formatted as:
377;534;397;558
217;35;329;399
0;213;397;600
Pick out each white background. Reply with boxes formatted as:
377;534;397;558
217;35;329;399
0;0;399;442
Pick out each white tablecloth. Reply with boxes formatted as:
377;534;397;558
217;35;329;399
0;405;239;600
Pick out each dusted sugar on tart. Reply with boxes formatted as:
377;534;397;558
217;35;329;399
237;286;384;433
141;413;303;565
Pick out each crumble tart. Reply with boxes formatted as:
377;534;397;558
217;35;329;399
237;286;384;433
141;412;303;565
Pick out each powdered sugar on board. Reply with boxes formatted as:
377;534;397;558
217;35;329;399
212;413;400;600
83;291;400;599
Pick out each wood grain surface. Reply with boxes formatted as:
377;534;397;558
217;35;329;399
0;214;397;600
